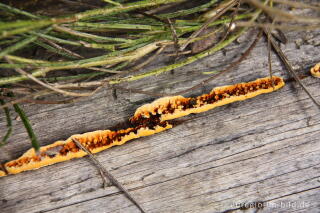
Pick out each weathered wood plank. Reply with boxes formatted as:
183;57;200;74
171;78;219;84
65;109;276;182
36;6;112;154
0;29;320;213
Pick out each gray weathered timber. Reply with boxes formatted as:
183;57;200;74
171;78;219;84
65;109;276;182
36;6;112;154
0;29;320;213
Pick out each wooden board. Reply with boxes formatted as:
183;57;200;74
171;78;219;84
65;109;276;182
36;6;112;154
0;29;320;213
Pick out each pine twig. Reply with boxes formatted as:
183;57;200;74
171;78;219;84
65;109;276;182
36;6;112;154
72;138;147;213
263;28;320;108
110;30;262;97
266;27;274;88
266;1;275;88
129;46;165;73
171;29;262;96
0;2;39;19
41;37;83;59
5;57;93;97
0;90;50;110
179;0;238;52
109;28;246;84
0;94;81;105
102;0;123;7
244;0;320;23
58;0;99;9
219;0;241;44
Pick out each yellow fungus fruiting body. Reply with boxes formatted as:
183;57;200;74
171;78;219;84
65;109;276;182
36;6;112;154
0;170;6;177
132;76;285;122
1;76;285;177
310;63;320;78
4;124;172;175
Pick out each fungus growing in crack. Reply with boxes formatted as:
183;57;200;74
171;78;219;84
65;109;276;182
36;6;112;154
1;76;284;176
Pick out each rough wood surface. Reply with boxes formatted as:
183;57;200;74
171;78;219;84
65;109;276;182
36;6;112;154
0;29;320;213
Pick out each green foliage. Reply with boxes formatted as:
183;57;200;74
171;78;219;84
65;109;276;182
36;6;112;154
1;0;318;148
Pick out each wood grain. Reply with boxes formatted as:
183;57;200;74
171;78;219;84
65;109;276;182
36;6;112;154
0;29;320;213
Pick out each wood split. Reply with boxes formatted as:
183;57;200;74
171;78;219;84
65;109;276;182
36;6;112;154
0;76;285;177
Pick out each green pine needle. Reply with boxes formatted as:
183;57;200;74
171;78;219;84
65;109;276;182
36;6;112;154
13;102;40;152
0;99;13;146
